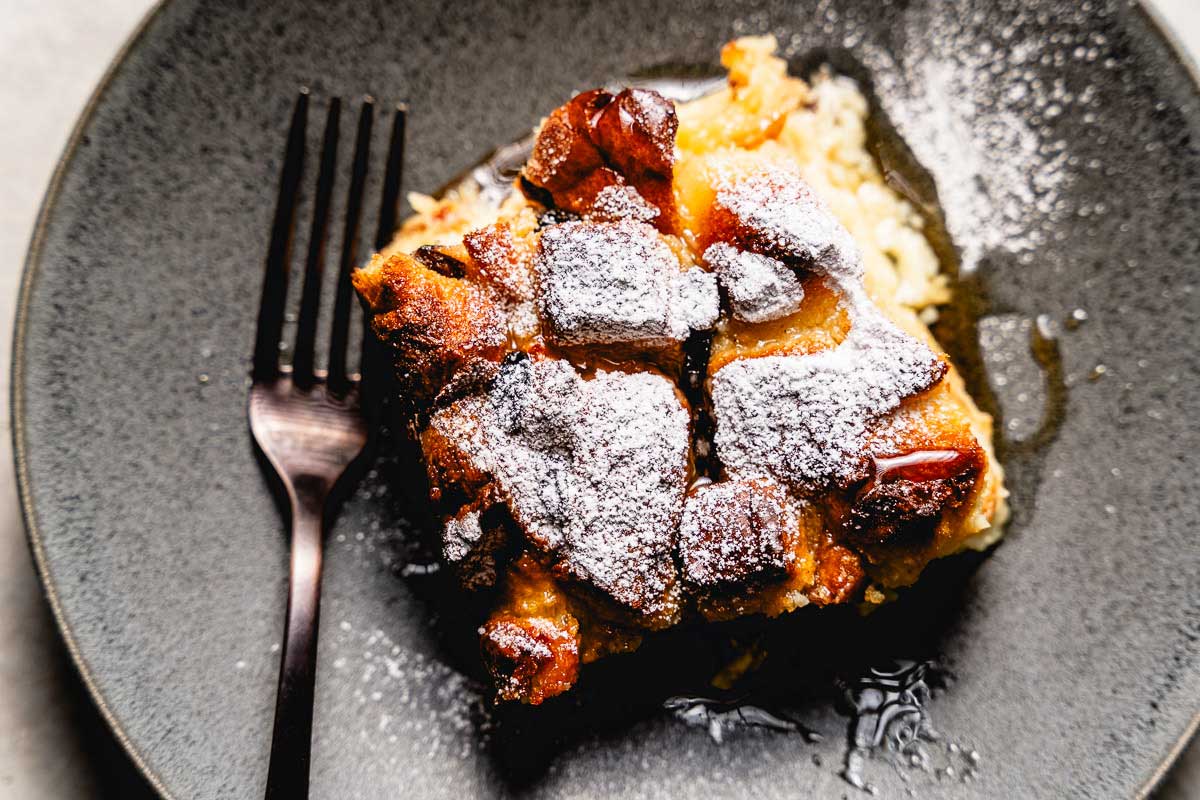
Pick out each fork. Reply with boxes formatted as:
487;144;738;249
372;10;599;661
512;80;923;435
249;89;406;799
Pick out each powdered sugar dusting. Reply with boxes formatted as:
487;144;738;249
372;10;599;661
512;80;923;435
536;220;718;347
443;509;482;563
484;620;555;662
713;282;943;491
703;242;806;323
868;53;1068;273
587;183;661;224
715;170;862;280
679;478;797;587
327;620;487;764
675;266;722;332
770;3;1096;274
709;169;944;491
430;357;690;618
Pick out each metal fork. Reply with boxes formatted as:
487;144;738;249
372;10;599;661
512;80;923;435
249;89;406;799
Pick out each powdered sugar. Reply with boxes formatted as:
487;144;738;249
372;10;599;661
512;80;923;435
868;53;1067;273
712;284;944;491
326;620;485;764
708;170;944;491
674;265;722;333
703;242;806;323
714;170;862;280
587;183;661;224
678;478;797;587
483;620;554;662
441;506;505;590
536;220;718;347
429;356;690;619
789;4;1090;274
443;509;482;563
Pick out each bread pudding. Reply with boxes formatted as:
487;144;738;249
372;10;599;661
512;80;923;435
354;36;1007;704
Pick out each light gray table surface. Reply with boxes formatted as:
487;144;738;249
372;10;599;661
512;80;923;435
1;1;1197;797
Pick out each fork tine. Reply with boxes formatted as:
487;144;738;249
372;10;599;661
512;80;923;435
327;96;375;397
253;89;309;382
291;98;342;389
373;103;407;252
360;103;408;402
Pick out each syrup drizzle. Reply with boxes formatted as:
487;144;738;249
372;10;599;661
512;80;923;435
862;449;976;498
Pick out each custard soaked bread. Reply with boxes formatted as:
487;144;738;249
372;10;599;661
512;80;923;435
354;36;1007;704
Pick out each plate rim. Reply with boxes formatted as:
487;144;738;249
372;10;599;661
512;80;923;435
10;0;178;797
9;2;1198;798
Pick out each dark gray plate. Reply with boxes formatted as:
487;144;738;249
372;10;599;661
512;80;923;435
14;1;1200;798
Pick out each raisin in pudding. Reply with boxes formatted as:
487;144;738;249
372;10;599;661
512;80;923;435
353;36;1007;704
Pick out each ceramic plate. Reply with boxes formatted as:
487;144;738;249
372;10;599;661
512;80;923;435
14;1;1200;797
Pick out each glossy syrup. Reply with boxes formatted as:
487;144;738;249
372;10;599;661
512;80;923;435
464;137;532;205
664;695;822;745
869;449;976;487
839;661;980;794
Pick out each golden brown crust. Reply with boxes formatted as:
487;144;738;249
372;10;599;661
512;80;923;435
353;252;510;404
845;445;985;549
481;557;580;704
852;382;999;587
806;536;867;606
462;221;535;302
679;479;795;590
524;99;604;197
708;276;851;372
684;482;818;621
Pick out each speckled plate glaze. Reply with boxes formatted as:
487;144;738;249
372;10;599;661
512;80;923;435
13;1;1200;798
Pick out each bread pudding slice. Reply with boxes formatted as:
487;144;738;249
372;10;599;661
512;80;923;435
354;36;1007;704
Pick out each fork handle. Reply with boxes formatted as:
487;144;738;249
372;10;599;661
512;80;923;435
265;478;328;799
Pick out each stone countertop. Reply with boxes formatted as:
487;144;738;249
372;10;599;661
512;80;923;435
1;1;1196;797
